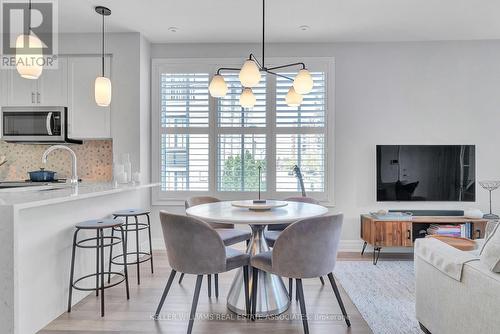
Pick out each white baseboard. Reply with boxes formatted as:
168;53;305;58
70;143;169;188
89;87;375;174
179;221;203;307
152;238;411;253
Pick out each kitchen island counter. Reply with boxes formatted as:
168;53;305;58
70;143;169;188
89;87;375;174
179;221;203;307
0;182;159;209
0;182;158;334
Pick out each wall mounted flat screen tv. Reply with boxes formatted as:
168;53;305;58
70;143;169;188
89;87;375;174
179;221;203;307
376;145;475;202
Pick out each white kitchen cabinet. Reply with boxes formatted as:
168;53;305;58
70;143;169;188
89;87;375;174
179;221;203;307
37;57;68;105
4;59;68;106
5;69;37;105
67;56;111;139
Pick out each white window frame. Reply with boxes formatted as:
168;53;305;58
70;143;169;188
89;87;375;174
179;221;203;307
151;57;335;206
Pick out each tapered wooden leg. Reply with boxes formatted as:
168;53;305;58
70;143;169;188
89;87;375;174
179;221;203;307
154;269;177;319
178;273;185;284
327;273;351;327
207;274;212;298
319;276;325;285
251;268;258;321
243;266;250;316
187;275;203;334
296;279;309;334
288;278;293;301
215;274;219;298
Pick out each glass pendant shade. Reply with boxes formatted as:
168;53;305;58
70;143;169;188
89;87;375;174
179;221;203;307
95;76;112;107
209;74;228;97
15;34;43;79
285;87;303;107
293;69;314;94
239;59;261;87
239;88;256;108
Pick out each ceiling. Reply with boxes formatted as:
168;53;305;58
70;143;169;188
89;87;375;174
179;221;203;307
58;0;500;43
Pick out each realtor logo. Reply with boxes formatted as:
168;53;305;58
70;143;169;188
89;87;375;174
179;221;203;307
1;0;58;69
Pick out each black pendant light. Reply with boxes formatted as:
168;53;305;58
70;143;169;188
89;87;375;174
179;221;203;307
94;6;112;107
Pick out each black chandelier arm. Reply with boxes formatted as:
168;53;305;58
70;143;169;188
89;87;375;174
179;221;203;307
249;53;263;70
266;70;294;81
267;62;306;71
216;67;241;75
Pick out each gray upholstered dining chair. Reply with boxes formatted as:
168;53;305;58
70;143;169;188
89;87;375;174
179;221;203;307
180;196;251;298
154;211;250;334
265;196;326;288
265;196;320;246
251;214;350;333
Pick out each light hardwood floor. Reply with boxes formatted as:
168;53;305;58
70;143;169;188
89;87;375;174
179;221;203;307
40;251;410;334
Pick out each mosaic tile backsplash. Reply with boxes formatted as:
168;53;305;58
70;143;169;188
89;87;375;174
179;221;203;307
0;140;113;182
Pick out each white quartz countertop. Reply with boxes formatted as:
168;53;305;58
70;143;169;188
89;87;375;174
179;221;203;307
0;182;159;209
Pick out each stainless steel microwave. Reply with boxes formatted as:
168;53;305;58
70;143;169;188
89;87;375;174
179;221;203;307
1;106;81;143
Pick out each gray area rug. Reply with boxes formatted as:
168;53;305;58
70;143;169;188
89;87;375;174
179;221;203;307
334;261;420;334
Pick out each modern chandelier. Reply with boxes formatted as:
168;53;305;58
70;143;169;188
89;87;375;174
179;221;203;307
209;0;314;108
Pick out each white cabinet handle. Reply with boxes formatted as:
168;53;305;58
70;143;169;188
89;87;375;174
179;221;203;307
31;92;35;104
37;92;41;104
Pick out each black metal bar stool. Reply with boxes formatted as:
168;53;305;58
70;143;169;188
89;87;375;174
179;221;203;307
108;209;154;285
68;218;130;317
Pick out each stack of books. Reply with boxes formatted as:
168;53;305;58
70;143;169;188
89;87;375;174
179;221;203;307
427;224;472;238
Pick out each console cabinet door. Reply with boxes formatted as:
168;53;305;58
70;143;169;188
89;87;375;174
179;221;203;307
402;222;413;247
374;221;412;247
67;56;111;139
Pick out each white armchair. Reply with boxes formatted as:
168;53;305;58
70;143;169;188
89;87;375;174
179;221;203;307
415;238;500;334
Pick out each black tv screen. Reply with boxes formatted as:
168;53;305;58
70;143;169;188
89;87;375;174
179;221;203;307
376;145;475;201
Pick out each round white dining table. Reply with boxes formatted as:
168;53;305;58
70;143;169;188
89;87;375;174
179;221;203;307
186;200;329;317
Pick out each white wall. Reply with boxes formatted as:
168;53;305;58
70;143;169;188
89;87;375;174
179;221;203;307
149;40;500;251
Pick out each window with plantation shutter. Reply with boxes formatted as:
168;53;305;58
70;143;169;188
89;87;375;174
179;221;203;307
217;73;267;128
160;73;209;127
153;59;333;203
217;134;266;191
276;134;325;192
276;72;326;127
159;72;210;191
216;73;267;191
275;71;327;193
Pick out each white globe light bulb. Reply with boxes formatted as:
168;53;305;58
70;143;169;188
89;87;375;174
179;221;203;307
15;34;43;79
239;59;261;87
209;74;228;97
285;87;303;107
293;69;314;94
239;88;256;109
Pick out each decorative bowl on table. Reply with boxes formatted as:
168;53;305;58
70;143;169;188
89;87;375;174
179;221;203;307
231;200;288;211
